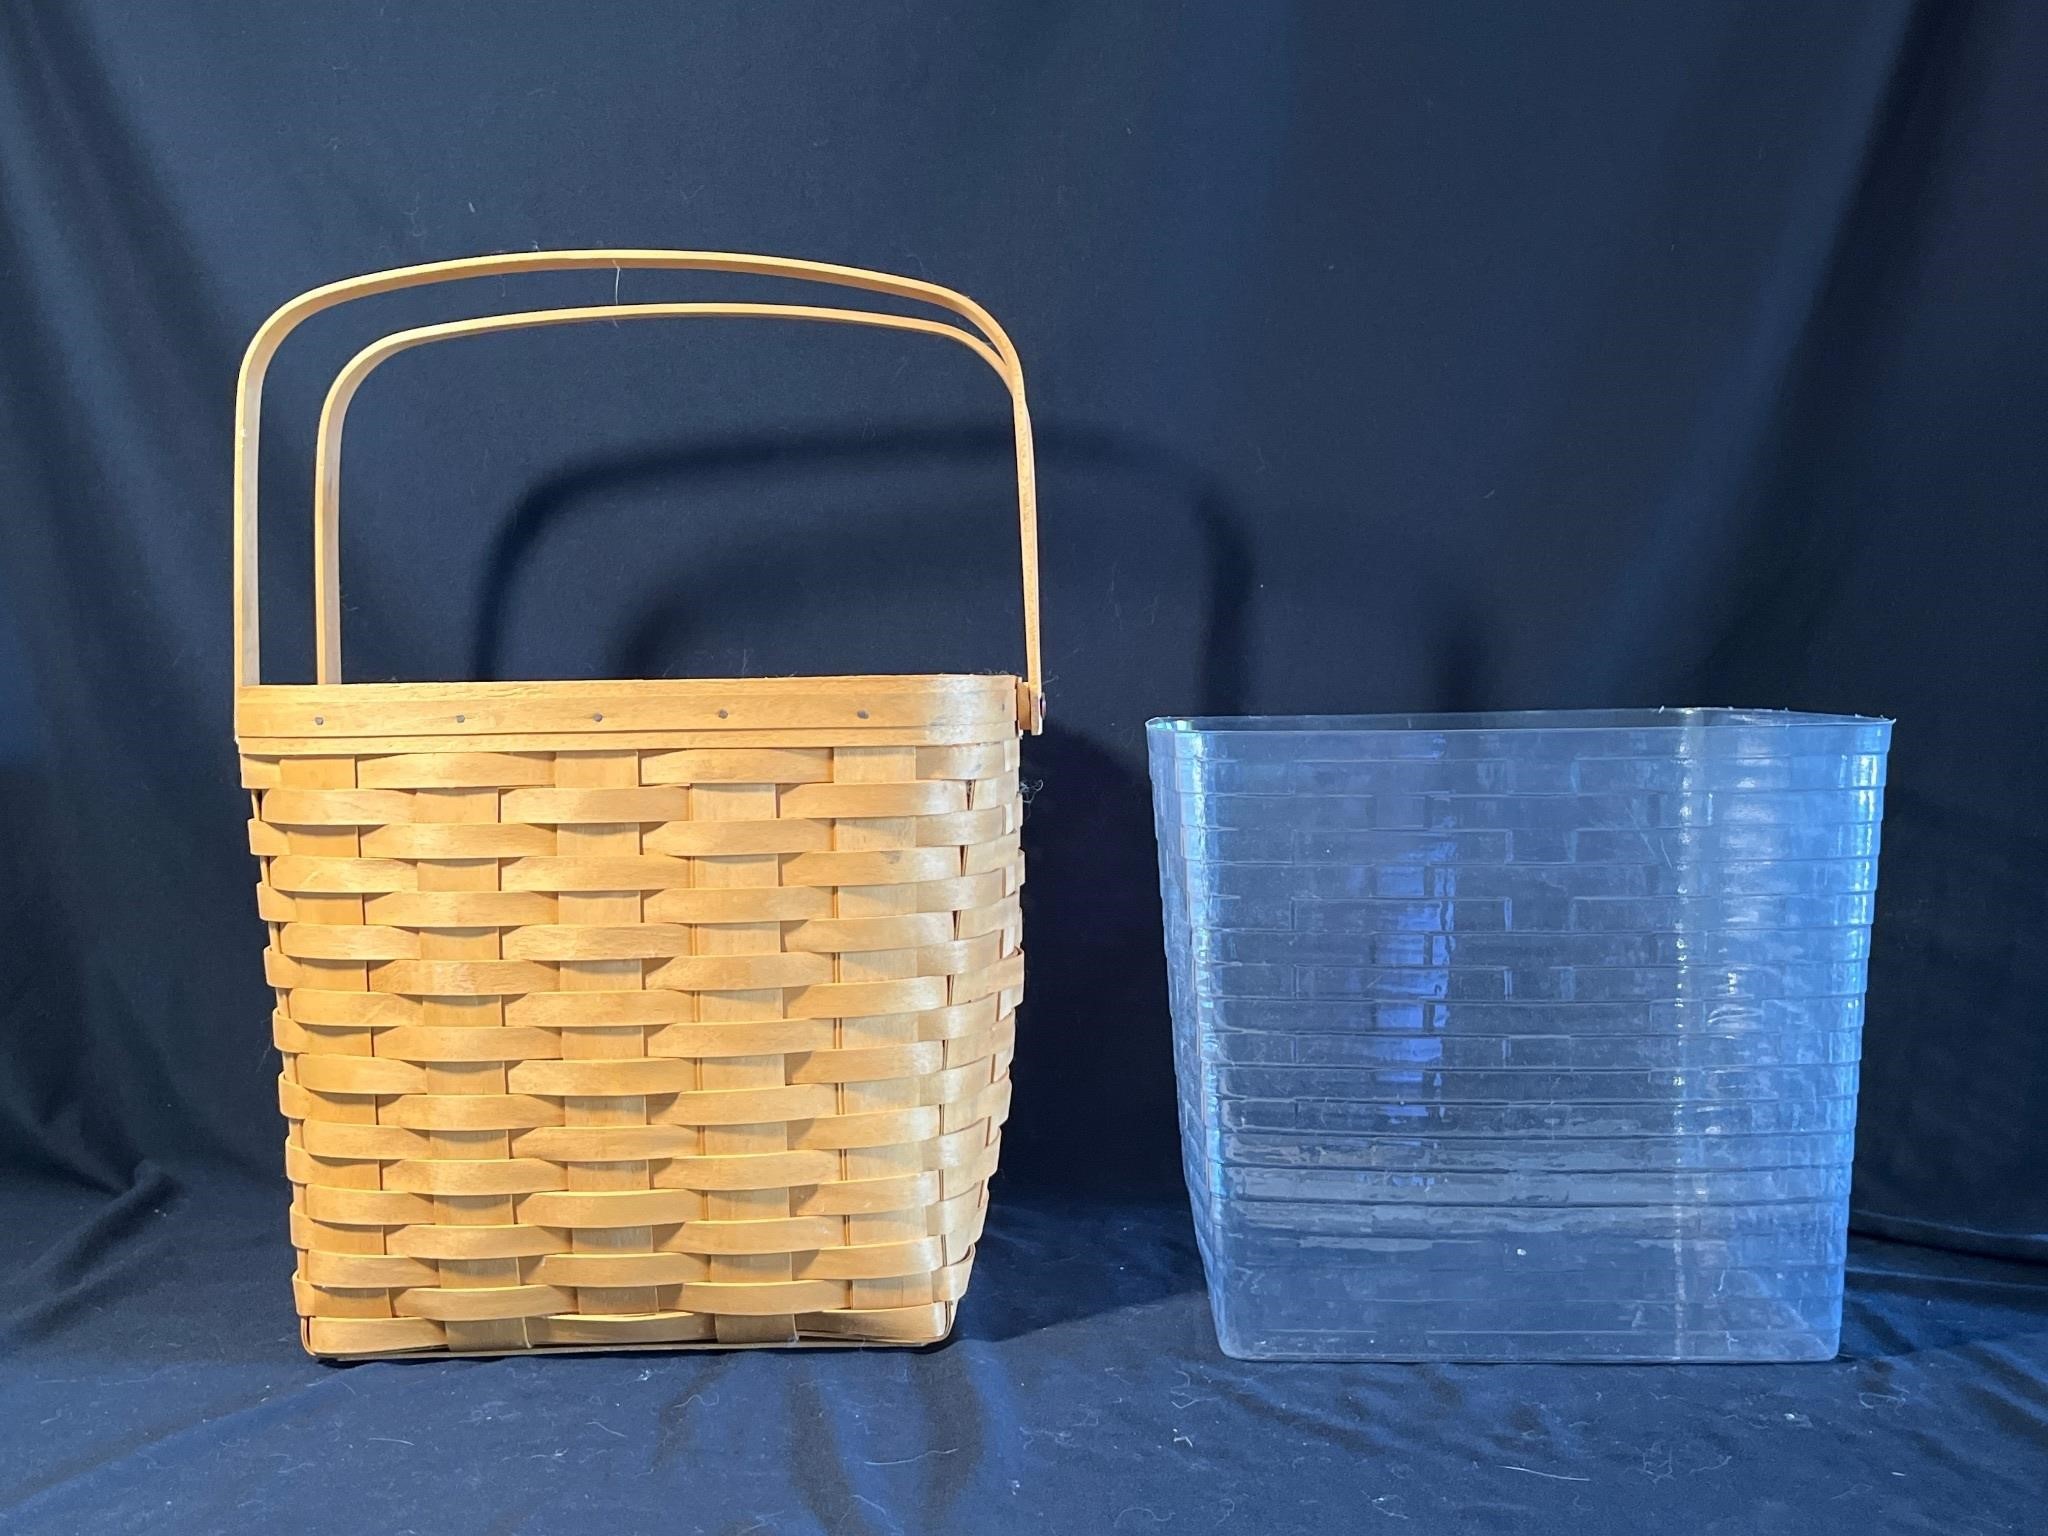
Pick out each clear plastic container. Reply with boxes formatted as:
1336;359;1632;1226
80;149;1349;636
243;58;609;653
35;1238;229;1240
1148;709;1891;1362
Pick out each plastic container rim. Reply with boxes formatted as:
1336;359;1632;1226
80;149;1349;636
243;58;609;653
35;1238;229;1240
1147;707;1891;736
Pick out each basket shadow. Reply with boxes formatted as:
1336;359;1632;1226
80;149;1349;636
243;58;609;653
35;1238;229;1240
950;1189;1206;1344
469;420;1250;713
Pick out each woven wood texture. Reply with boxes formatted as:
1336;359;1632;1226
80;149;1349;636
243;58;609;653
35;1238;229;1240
244;694;1022;1358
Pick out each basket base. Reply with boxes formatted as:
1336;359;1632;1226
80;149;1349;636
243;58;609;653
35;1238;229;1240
304;1305;960;1360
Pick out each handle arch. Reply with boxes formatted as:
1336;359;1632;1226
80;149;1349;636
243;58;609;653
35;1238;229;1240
233;250;1043;728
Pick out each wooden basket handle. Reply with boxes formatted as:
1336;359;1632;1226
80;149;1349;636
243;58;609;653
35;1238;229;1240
234;250;1044;731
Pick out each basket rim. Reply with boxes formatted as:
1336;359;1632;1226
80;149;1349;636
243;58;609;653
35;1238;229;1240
244;672;1020;695
236;672;1030;746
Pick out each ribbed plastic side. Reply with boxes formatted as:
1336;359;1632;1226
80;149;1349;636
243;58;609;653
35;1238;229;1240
1149;710;1891;1362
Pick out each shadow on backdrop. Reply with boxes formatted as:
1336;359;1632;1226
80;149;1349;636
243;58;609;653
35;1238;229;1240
466;420;1250;1212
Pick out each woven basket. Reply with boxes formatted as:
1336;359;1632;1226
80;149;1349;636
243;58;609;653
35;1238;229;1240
233;251;1042;1358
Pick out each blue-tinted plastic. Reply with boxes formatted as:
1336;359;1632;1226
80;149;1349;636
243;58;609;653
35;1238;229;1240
1148;708;1891;1362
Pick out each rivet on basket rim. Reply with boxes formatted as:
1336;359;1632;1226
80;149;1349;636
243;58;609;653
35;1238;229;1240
857;708;870;719
455;714;465;723
313;715;324;725
717;708;729;718
592;712;604;722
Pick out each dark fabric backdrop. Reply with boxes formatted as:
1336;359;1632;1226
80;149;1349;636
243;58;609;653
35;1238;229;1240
2;0;2044;1255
